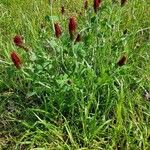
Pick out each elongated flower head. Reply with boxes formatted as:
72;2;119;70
54;23;62;38
94;0;101;13
69;17;77;33
11;51;21;69
13;35;29;52
69;17;77;39
13;35;23;46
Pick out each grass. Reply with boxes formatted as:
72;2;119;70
0;0;150;149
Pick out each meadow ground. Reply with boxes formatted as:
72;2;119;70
0;0;150;149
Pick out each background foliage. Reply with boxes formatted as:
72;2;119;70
0;0;150;149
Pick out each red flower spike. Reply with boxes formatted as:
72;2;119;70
84;0;88;10
117;55;127;66
54;23;62;38
69;17;77;40
94;0;101;13
121;0;127;6
13;35;30;52
13;35;23;46
61;6;65;15
75;34;81;43
11;51;21;69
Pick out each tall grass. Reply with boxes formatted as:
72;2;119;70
0;0;150;149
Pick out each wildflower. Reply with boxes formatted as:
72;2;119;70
13;35;23;46
84;0;88;10
117;54;127;66
69;17;77;39
75;34;81;43
94;0;101;13
11;51;21;69
61;6;65;15
121;0;127;6
54;23;62;38
13;35;30;52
